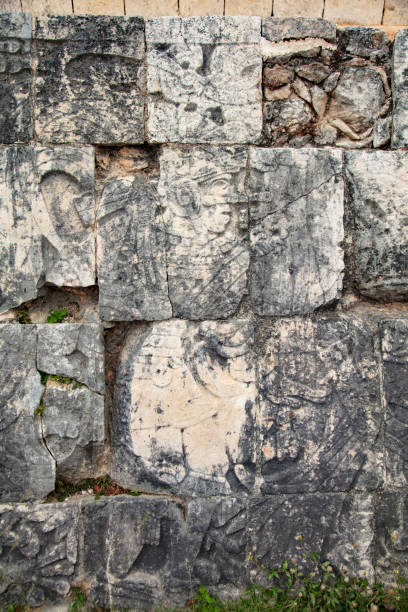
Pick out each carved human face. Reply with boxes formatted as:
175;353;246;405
200;175;233;234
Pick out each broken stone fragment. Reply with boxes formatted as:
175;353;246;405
262;17;336;43
373;116;392;148
392;29;408;148
338;27;390;62
264;64;293;88
263;97;313;144
295;62;330;83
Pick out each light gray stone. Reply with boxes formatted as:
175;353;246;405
262;17;336;43
345;150;408;299
146;17;262;144
34;16;145;144
112;319;256;497
159;146;249;319
258;318;383;493
392;29;408;148
97;175;172;321
373;116;391;148
248;148;344;316
0;145;95;313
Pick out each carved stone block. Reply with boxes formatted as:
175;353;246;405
258;318;383;494
112;319;256;497
34;16;145;144
345;150;408;299
146;16;262;143
392;29;408;148
374;491;408;584
248;147;344;315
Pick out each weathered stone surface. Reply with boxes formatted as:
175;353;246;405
225;0;272;16
324;0;385;25
179;0;224;16
125;0;179;16
381;320;408;488
383;0;408;25
263;97;313;144
73;0;125;14
21;0;73;14
0;502;79;608
97;175;172;321
392;29;408;148
0;13;32;143
345;150;408;299
373;115;392;147
374;491;408;584
159;146;249;319
0;145;95;312
146;16;262;144
258;318;383;493
35;16;145;144
0;325;55;502
262;17;336;42
112;319;256;497
248;494;374;579
248;148;344;316
273;0;324;18
338;27;390;61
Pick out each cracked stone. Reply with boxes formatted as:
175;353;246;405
262;17;336;43
263;97;313;144
295;62;330;83
392;29;408;148
338;27;390;62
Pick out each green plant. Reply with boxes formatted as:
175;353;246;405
71;585;87;611
15;305;30;324
39;371;49;385
47;307;68;323
46;476;140;503
34;403;45;417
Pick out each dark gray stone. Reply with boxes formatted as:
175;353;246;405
258;318;383;494
263;98;313;145
0;13;33;143
34;16;145;144
374;491;408;585
338;27;390;61
262;18;336;43
392;29;408;148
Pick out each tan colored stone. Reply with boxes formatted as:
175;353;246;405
125;0;178;16
21;0;72;14
179;0;224;16
225;0;272;16
273;0;324;18
264;83;291;100
324;0;384;25
383;0;408;25
0;0;22;10
264;64;293;87
73;0;124;15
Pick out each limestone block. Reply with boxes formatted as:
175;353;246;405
0;502;79;609
248;494;374;579
258;318;383;494
0;325;55;502
225;0;272;16
273;0;324;18
374;491;408;584
324;0;385;25
381;321;408;487
21;0;72;14
158;146;249;319
0;13;33;143
34;15;145;143
345;150;408;299
383;0;408;25
112;319;256;497
73;0;125;14
125;0;179;16
248;148;344;316
0;145;95;312
146;16;262;144
97;175;172;321
179;0;224;16
338;27;390;61
1;1;23;11
392;29;408;148
262;16;337;41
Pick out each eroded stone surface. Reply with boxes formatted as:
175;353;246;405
392;29;408;148
374;491;408;584
159;146;249;319
258;318;383;493
35;16;145;144
345;150;408;299
248;148;344;316
0;145;95;313
0;13;33;143
97;175;172;321
113;319;256;497
146;16;262;143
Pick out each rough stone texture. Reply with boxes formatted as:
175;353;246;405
125;0;179;16
345;150;408;299
392;29;408;148
273;0;324;18
0;145;95;313
179;0;224;16
73;0;125;14
374;491;408;585
97;174;172;321
0;13;33;143
324;0;385;25
159;146;249;319
383;0;408;25
225;0;273;16
35;16;145;144
248;148;344;316
0;1;24;10
146;16;262;143
21;0;72;14
0;325;55;502
258;318;383;494
112;320;256;497
381;320;408;488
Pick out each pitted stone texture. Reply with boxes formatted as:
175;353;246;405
381;320;408;488
146;17;262;144
392;29;408;148
35;16;145;144
248;494;374;580
0;502;79;609
97;175;172;322
374;491;408;585
248;148;344;316
0;325;55;502
0;145;95;313
383;0;408;25
159;146;249;319
0;13;33;143
324;0;385;25
345;150;408;300
37;324;104;394
259;318;383;494
113;319;256;497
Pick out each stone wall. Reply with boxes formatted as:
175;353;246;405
0;11;408;611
